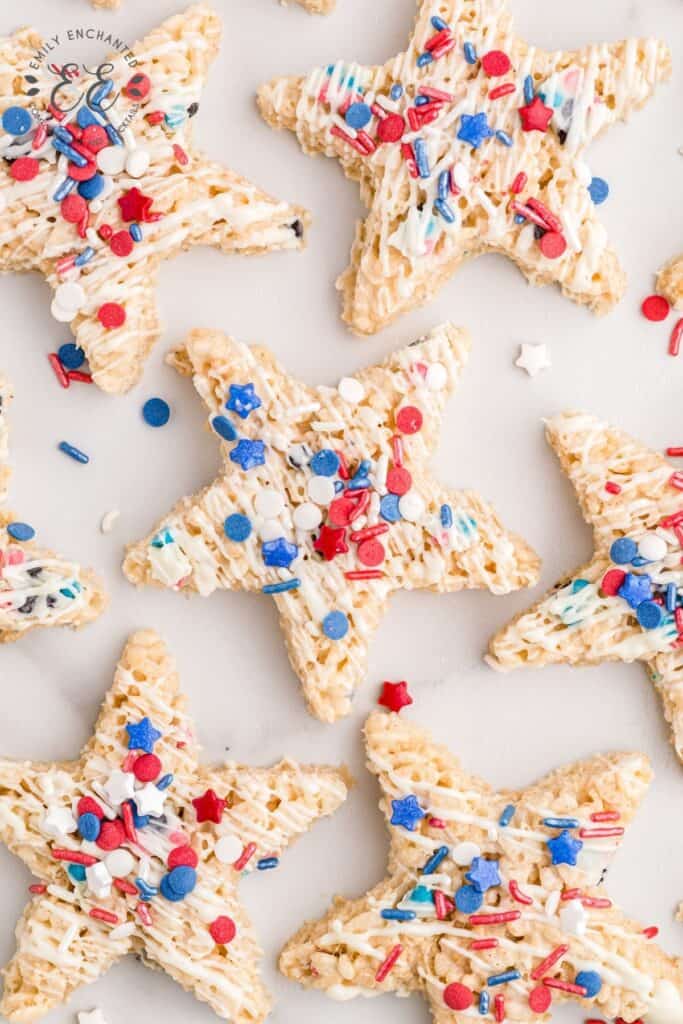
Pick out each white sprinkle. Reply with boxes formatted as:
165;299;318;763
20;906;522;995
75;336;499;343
338;377;366;404
125;147;151;179
398;492;425;522
308;476;336;505
425;362;448;390
214;834;243;864
97;146;127;176
255;488;285;519
293;502;323;531
101;509;120;534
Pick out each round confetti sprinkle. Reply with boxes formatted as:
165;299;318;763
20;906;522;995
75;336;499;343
160;875;185;902
68;159;97;183
443;983;474;1010
105;849;135;878
98;302;127;330
78;173;104;200
588;177;609;204
255;488;285;519
328;496;359;526
142;397;171;428
124;72;152;101
110;230;135;258
600;568;626;596
215;834;243;864
133;753;162;782
224;514;252;543
528;986;552;1012
481;50;511;76
610;537;637;564
167;866;197;896
637;600;663;630
638;533;667;562
77;812;101;842
308;475;336;505
345;102;372;130
310;449;340;477
386;466;412;496
78;796;104;818
126;148;151;179
454;884;483;914
293;502;322;531
212;415;237;442
55;282;86;314
357;538;385;567
575;970;602;997
539;231;567;259
7;522;35;542
168;845;199;870
58;343;85;370
10;157;40;182
377;113;405;143
641;294;670;322
210;916;236;945
81;125;109;153
338;376;366;403
60;194;88;224
322;610;349;640
398;493;425;522
396;405;423;434
379;493;401;523
97;146;127;176
2;106;32;136
451;841;481;866
96;819;126;851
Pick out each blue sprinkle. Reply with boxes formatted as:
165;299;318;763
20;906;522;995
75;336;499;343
495;129;513;147
78;812;101;842
588;177;609;205
524;74;535;104
53;177;77;202
52;137;88;167
58;343;85;370
413;138;430;178
610;537;638;565
390;84;403;101
77;174;104;200
438;170;450;201
68;864;87;883
77;107;101;128
262;537;298;568
160;874;186;902
454;884;483;914
463;42;477;64
431;15;448;30
434;198;455;223
499;804;516;827
322;610;349;640
347;477;370;491
637;600;663;630
226;382;262;420
410;885;433;902
58;441;89;464
631;555;650;567
422;845;449;874
414;95;430;107
479;991;490;1015
417;52;433;68
142;397;170;428
575;970;602;997
136;877;158;901
157;773;173;790
334;480;344;493
666;583;678;613
257;857;279;871
618;572;652;609
7;522;35;542
230;438;266;472
380;493;401;522
90;79;114;106
224;514;252;542
211;415;238;442
74;247;95;268
352;459;372;480
381;908;416;921
2;106;32;136
166;866;197;896
310;449;340;477
440;504;453;529
571;579;590;593
543;817;579;829
345;102;372;130
514;213;526;224
130;223;143;243
105;123;123;146
262;578;301;594
488;969;521;987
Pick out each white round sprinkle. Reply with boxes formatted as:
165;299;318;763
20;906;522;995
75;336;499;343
259;519;283;542
215;834;243;864
51;300;76;324
638;533;667;563
451;841;480;866
293;502;322;531
55;281;86;313
425;362;448;390
105;849;135;878
255;488;285;519
308;476;336;506
398;492;425;522
125;147;151;179
97;146;127;176
338;377;366;404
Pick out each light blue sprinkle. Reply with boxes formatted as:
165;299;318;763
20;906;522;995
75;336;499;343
571;579;590;593
53;177;77;202
415;95;430;107
381;908;416;921
157;774;173;790
479;991;490;1014
438;169;450;201
74;247;95;267
130;223;143;242
262;578;301;595
434;198;455;223
514;213;526;224
60;587;75;599
666;583;678;613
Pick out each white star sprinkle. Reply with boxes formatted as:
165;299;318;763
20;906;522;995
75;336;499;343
77;1010;109;1024
133;782;167;818
102;769;136;806
40;805;77;841
515;343;552;378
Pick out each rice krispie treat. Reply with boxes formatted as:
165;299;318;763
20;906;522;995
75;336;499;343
488;411;683;765
258;0;670;334
281;709;683;1022
90;0;334;10
123;323;540;722
0;374;105;642
657;254;683;310
0;630;349;1023
0;5;308;393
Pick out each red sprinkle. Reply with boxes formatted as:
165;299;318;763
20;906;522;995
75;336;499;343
168;845;199;869
357;538;385;567
667;447;683;457
428;817;446;828
345;569;384;579
669;472;683;491
531;945;568;980
642;294;670;322
110;231;135;258
96;819;126;851
375;944;402;983
508;879;533;905
489;82;516;100
146;111;165;126
510;172;527;194
378;680;413;713
98;224;114;242
391;435;404;466
582;896;612;909
642;925;659;940
48;353;70;389
526;197;563;234
10;157;40;182
67;370;93;384
98;302;127;330
52;848;98;866
124;72;152;101
133;753;162;782
601;568;626;596
396;405;423;435
233;842;257;872
605;481;622;494
470;938;498;950
32;124;48;150
579;826;624;839
433;889;449;920
351;524;388;543
669;318;683;356
400;142;419;178
210;915;236;945
528;985;552;1012
386;466;412;495
121;801;138;845
114;878;138;895
173;144;189;166
90;908;119;925
81;125;109;153
481;50;512;77
543;977;587;996
469;911;520;926
29;884;47;894
590;810;620;822
494;993;505;1022
137;902;153;926
77;797;104;819
68;159;97;182
61;194;88;224
443;982;473;1010
377;113;405;143
539;231;567;260
425;29;452;52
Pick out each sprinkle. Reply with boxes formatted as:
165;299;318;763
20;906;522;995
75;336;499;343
262;578;301;594
605;481;622;494
531;944;569;980
29;884;47;894
413;138;430;179
433;890;450;919
666;448;683;457
508;879;532;905
59;441;89;464
463;42;477;64
642;294;670;322
417;52;434;68
498;804;515;827
51;848;98;866
422;846;449;874
345;569;384;580
579;826;624;838
543;978;587;996
381;908;416;921
142;397;171;428
669;472;683;491
495;130;513;147
89;908;119;925
510;172;527;194
58;343;85;370
669;318;683;356
68;371;93;384
434;198;455;222
643;925;659;940
489;83;516;100
396;406;423;435
257;857;279;871
470;938;498;950
431;15;448;30
210;916;236;944
590;811;621;822
137;902;153;926
233;842;257;871
390;85;404;101
98;302;126;330
375;944;402;982
114;878;138;896
543;816;579;829
469;911;520;926
588;177;609;204
428;817;446;828
322;610;349;640
523;74;535;103
488;969;520;987
479;991;490;1014
494;994;505;1022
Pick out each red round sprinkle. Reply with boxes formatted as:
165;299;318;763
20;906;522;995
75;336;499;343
386;466;412;496
124;72;152;101
601;568;626;596
98;224;113;241
328;496;358;527
443;983;474;1010
77;796;104;819
641;294;670;322
10;157;40;182
539;231;567;260
98;302;127;329
357;538;385;567
210;916;236;945
377;113;405;143
110;230;134;258
81;125;109;153
96;819;126;851
528;986;552;1012
68;160;97;182
396;405;423;435
133;753;161;782
61;194;88;224
481;50;511;77
168;845;199;869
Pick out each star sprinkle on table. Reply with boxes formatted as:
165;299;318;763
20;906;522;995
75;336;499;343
515;342;551;377
123;322;540;723
0;630;348;1023
489;411;683;767
0;5;308;393
0;374;105;643
258;0;670;334
280;709;683;1022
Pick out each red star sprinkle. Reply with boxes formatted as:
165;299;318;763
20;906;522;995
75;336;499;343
192;788;225;824
118;187;155;223
518;95;554;133
314;525;349;561
378;680;413;713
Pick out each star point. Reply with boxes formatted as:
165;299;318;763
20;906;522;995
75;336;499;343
515;342;551;377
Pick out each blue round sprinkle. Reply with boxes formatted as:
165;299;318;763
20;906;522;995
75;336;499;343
322;610;349;641
610;537;637;565
77;174;104;200
167;866;197;896
68;864;87;883
7;522;35;542
58;343;85;370
454;884;483;914
78;812;101;842
211;415;237;442
575;970;602;997
588;177;609;205
637;600;663;630
160;874;185;902
345;102;372;130
310;449;340;477
142;397;170;428
379;493;402;523
77;107;99;129
2;106;32;137
390;84;403;101
224;513;252;543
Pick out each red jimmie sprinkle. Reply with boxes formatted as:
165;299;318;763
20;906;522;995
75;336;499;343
173;144;189;166
89;908;119;925
526;197;563;233
543;977;587;996
391;435;404;466
641;294;670;322
669;318;683;356
433;889;450;920
642;926;659;940
591;810;621;822
29;884;47;895
582;896;612;909
428;817;446;828
508;879;533;905
48;353;70;389
345;569;384;580
489;82;516;100
579;826;624;838
510;172;527;194
470;938;498;950
669;473;683;491
52;848;98;866
667;447;683;457
494;993;505;1022
114;878;138;895
233;842;257;872
530;944;568;980
137;902;153;926
121;801;138;845
351;524;388;543
375;944;402;983
605;481;622;494
468;910;520;926
98;302;127;329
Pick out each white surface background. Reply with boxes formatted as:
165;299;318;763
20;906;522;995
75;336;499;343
0;0;681;1022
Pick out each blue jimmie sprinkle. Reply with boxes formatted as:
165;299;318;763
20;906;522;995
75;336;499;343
438;170;450;201
417;52;434;68
59;441;89;464
440;504;453;529
524;74;535;104
136;878;158;901
431;15;448;30
667;583;678;613
105;123;123;146
499;804;516;827
53;177;77;202
514;213;526;224
381;908;416;921
543;817;579;829
422;845;449;874
434;198;455;223
413;138;430;179
479;992;490;1015
262;578;301;595
74;247;95;267
130;223;143;242
352;459;372;479
347;477;370;491
464;42;477;64
488;970;521;987
495;130;513;147
157;774;174;790
257;857;279;871
414;95;430;107
390;84;404;101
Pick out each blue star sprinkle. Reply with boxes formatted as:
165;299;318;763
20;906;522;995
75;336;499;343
230;439;266;471
262;538;299;568
125;717;162;754
226;383;262;420
390;795;425;831
465;856;501;893
457;112;494;149
547;828;584;866
618;573;652;609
